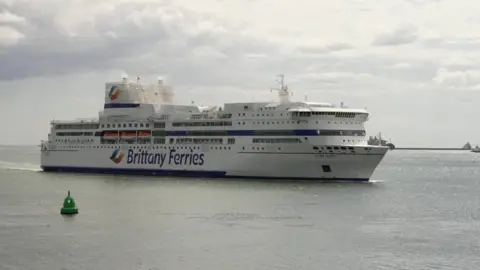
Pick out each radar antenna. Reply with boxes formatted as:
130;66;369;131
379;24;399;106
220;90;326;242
270;74;292;103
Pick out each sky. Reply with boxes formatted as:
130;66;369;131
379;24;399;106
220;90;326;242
1;0;479;147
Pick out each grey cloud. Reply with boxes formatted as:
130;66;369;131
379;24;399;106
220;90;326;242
298;53;438;85
0;9;26;25
0;1;276;82
432;68;480;90
372;24;418;46
422;37;480;52
297;42;355;54
0;0;464;96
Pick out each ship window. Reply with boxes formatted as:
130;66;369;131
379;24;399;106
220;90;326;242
134;124;138;127
322;165;332;173
172;121;232;127
154;122;165;128
252;138;301;144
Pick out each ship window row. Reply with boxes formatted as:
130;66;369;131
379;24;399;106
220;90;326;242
319;130;365;136
55;124;99;130
191;113;232;119
172;130;298;136
157;115;169;120
218;113;232;119
60;129;366;137
100;138;151;144
154;138;166;144
58;145;233;151
56;132;93;136
176;138;223;144
172;121;233;127
103;130;151;137
291;111;367;118
54;139;94;143
252;113;285;117
152;131;166;137
253;138;302;144
102;123;150;129
153;122;166;128
169;130;364;136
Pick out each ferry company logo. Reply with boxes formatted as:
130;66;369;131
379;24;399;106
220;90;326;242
108;85;120;100
110;149;125;164
108;148;205;167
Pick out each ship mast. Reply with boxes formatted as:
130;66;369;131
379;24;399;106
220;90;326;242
270;74;292;103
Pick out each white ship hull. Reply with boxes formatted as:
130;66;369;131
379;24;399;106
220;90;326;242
41;144;388;181
40;75;389;182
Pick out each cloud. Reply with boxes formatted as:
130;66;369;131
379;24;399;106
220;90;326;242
372;24;418;46
391;62;412;69
432;68;480;90
1;0;480;93
0;0;277;82
297;43;355;54
0;26;24;46
0;9;26;25
422;37;480;52
292;72;377;86
0;0;478;94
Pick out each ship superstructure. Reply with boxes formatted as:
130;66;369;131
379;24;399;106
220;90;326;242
40;75;388;181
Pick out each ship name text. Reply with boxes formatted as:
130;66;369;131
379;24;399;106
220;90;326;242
126;148;205;167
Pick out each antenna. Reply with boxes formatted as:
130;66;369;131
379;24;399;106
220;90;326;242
277;74;285;88
270;74;291;103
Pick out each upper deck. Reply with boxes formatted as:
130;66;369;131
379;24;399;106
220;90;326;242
47;74;371;138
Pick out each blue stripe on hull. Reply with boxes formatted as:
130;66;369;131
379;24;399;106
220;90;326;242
40;166;370;182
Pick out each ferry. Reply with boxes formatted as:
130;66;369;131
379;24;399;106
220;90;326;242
40;75;389;181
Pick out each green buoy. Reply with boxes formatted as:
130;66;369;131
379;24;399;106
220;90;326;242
60;190;78;215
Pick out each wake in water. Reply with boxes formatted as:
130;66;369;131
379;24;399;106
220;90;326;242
369;179;386;183
0;161;41;172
